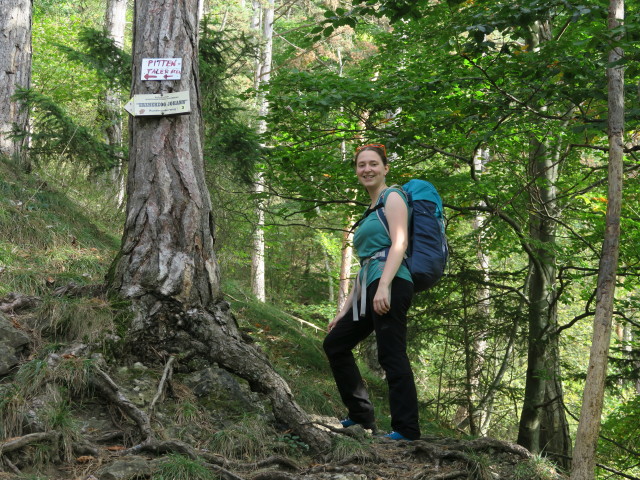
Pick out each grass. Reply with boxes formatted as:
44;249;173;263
513;455;560;480
0;158;120;297
208;414;275;460
154;454;219;480
34;295;117;343
330;435;373;463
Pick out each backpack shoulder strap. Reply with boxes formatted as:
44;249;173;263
375;186;409;237
350;203;384;232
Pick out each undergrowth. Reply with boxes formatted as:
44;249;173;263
0;158;120;297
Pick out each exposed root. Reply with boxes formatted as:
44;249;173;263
1;455;22;475
414;471;467;480
89;366;152;444
52;282;106;298
0;292;40;313
466;437;532;458
200;463;247;480
250;472;300;480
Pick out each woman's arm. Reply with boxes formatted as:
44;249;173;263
373;190;409;315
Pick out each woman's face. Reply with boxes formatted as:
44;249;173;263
355;150;389;190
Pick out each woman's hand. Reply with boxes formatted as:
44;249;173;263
373;283;391;315
327;316;341;332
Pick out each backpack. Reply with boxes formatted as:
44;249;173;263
370;179;448;292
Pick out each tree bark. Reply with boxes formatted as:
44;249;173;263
108;0;329;452
570;0;624;477
0;0;32;171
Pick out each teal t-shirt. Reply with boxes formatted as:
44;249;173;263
353;188;412;287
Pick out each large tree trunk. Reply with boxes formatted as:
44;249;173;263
0;0;32;171
108;0;329;452
570;0;624;477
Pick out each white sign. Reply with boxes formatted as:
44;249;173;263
124;91;191;117
141;58;183;81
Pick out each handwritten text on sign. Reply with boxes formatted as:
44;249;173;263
124;91;191;117
141;58;183;81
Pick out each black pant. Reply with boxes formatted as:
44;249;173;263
323;277;420;440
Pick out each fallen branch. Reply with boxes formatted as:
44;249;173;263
149;355;175;414
0;431;61;454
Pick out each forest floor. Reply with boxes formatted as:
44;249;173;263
1;295;561;480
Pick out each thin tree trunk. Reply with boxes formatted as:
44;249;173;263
250;0;274;302
337;225;354;312
108;0;329;451
516;21;571;467
0;0;32;172
103;0;127;206
469;148;491;435
570;0;624;477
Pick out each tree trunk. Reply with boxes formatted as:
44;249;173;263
0;0;32;171
469;148;491;436
516;20;571;467
570;0;624;477
103;0;127;206
517;132;571;466
250;0;274;302
108;0;329;452
337;225;354;313
103;0;126;147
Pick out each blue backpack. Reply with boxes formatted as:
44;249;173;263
371;179;448;292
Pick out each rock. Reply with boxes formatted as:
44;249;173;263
0;314;30;375
132;362;147;371
184;366;261;408
95;456;151;480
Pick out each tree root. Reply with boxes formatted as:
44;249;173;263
1;455;21;475
0;431;61;455
414;471;467;480
0;431;62;472
0;292;40;313
89;366;153;445
250;473;300;480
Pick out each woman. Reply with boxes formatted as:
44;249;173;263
323;143;420;441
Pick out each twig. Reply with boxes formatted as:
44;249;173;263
149;356;175;414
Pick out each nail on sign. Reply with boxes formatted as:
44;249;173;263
141;58;183;81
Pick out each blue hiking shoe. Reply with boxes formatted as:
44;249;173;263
340;418;377;432
383;431;411;441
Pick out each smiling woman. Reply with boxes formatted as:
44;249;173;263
323;143;420;441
